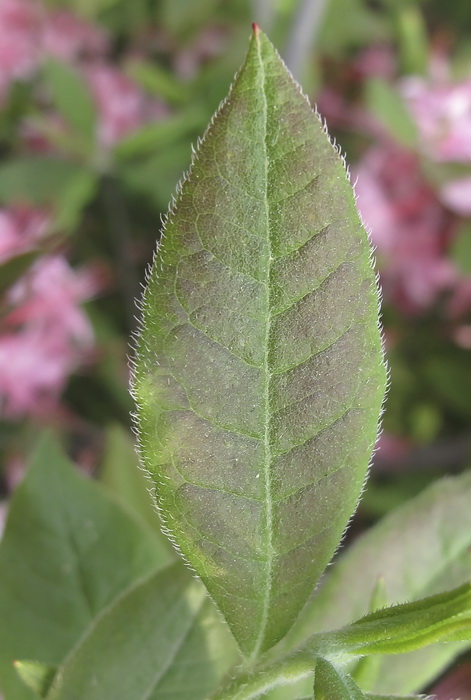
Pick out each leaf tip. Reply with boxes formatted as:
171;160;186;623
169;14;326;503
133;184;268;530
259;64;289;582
252;22;260;35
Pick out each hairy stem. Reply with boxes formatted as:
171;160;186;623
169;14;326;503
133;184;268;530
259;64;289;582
210;651;315;700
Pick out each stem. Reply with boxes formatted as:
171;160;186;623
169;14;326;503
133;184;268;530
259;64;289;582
210;651;315;700
284;0;329;79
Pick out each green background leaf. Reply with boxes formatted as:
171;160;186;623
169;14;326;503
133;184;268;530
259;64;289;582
0;436;172;700
0;250;41;295
46;565;239;700
134;27;385;657
0;157;96;232
99;423;172;535
42;59;96;142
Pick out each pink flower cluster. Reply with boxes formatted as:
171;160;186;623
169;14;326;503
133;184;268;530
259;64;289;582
350;60;471;316
0;207;98;418
0;0;163;147
402;75;471;216
355;145;457;315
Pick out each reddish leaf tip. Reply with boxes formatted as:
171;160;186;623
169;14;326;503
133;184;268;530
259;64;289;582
252;22;260;34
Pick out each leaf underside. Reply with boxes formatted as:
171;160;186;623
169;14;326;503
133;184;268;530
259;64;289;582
134;27;385;658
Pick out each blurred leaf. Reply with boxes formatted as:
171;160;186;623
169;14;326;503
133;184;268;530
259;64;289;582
119;141;191;209
14;661;56;698
317;0;389;54
0;157;93;215
157;0;219;36
114;108;205;161
450;220;471;275
53;170;97;232
0;250;40;296
46;565;240;700
100;423;171;537
0;435;172;700
126;60;189;104
365;79;418;148
42;59;96;143
274;472;471;695
424;349;471;420
394;5;429;75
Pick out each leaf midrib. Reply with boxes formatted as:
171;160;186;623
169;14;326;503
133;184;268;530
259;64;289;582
250;31;275;662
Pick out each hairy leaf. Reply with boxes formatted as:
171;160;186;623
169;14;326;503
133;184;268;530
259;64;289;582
314;658;366;700
133;25;385;657
46;566;239;700
0;436;171;700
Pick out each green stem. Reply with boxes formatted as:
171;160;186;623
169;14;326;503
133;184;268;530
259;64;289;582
210;651;315;700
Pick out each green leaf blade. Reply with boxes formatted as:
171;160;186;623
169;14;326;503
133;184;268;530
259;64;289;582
134;27;385;657
314;658;366;700
0;435;172;700
46;566;239;700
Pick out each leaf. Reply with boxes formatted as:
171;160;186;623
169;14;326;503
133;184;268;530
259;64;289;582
100;423;174;537
313;659;429;700
125;60;189;104
277;471;471;694
365;79;418;148
119;142;191;210
114;108;205;160
0;157;92;209
350;577;387;689
317;582;471;657
0;250;40;296
313;658;366;700
14;661;56;697
52;170;97;233
43;59;96;142
450;220;471;275
0;435;172;700
133;26;385;658
46;565;239;700
211;582;471;700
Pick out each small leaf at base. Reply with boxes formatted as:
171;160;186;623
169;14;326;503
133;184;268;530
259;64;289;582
14;660;56;697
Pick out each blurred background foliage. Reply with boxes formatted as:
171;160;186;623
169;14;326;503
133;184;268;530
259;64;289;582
0;0;470;696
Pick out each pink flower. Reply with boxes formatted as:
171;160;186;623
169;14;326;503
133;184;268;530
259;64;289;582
0;1;109;104
0;327;74;416
85;64;167;148
355;144;457;314
401;76;471;162
0;206;99;419
7;256;97;344
440;176;471;216
42;10;108;62
0;206;49;263
353;44;396;81
0;256;98;418
0;0;40;102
